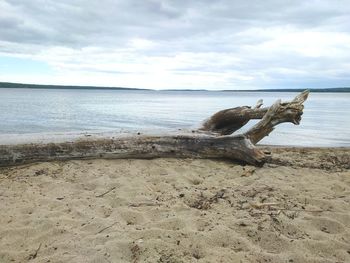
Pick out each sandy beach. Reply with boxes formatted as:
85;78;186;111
0;147;349;263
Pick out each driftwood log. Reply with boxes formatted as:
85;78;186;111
0;91;309;167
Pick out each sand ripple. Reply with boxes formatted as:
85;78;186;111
0;148;349;262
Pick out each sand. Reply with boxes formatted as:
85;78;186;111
0;147;349;263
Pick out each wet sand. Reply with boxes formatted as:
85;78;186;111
0;147;349;263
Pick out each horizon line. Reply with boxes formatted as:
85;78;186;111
0;81;349;93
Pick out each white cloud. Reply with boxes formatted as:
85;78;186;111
0;0;349;89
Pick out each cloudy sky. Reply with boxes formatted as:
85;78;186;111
0;0;349;90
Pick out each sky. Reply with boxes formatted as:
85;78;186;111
0;0;349;90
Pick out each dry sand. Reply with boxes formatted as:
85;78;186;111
0;147;349;263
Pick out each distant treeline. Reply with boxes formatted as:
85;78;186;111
222;88;350;93
0;82;146;91
0;81;349;92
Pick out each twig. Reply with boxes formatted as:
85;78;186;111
250;204;325;213
97;221;118;234
210;189;226;202
250;211;280;216
28;243;42;260
277;208;325;213
250;202;280;209
96;186;117;198
145;184;154;192
129;202;160;207
250;202;326;214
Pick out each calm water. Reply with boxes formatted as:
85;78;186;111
0;88;349;146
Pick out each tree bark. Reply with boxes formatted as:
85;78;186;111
0;134;266;167
199;90;309;136
0;91;309;167
244;90;309;144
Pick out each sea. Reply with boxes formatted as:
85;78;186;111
0;87;349;147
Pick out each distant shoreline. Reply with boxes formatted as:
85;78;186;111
0;81;349;92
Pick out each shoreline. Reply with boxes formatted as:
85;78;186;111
1;129;349;147
0;132;349;168
0;130;349;167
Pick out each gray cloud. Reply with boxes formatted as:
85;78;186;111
1;0;346;47
0;0;350;89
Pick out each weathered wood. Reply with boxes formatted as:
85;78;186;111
245;90;309;144
199;99;269;135
199;91;308;137
0;134;266;167
0;91;309;167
